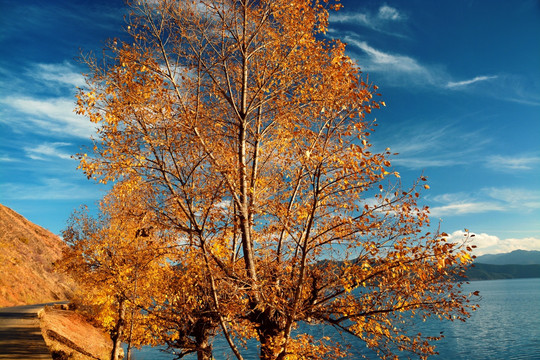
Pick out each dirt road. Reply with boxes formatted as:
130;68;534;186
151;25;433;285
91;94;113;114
0;303;55;360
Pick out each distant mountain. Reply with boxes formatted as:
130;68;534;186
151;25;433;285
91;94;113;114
465;263;540;281
474;250;540;265
460;250;540;280
0;204;73;307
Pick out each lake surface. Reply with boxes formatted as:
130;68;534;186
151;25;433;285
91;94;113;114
125;278;540;359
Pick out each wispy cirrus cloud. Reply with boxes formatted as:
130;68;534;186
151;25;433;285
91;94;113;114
29;62;86;89
484;187;540;210
377;5;404;21
345;39;500;93
0;96;95;138
429;187;540;218
486;154;540;171
346;38;427;75
447;230;540;256
0;178;105;201
376;122;490;170
0;60;96;138
446;75;498;89
24;142;73;161
0;155;17;163
376;122;539;173
429;192;505;217
445;74;539;105
343;37;447;88
430;201;505;217
342;39;539;105
331;5;407;37
0;61;86;97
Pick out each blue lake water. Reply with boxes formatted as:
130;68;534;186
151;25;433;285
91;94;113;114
125;278;540;359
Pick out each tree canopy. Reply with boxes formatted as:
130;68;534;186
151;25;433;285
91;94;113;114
68;1;478;359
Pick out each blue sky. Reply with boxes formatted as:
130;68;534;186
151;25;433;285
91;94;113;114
0;0;539;255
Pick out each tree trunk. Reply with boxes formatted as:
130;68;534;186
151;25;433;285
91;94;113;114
256;316;285;360
259;331;285;360
195;320;213;360
126;274;138;360
111;299;126;360
126;310;134;360
196;339;212;360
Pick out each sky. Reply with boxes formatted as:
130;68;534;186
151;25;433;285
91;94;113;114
0;0;539;255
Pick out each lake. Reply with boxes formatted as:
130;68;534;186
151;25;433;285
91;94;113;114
125;278;540;359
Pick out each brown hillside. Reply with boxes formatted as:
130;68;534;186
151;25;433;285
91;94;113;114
0;203;73;307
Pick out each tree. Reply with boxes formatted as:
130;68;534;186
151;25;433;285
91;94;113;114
59;180;175;360
61;178;226;360
75;0;478;359
143;249;221;359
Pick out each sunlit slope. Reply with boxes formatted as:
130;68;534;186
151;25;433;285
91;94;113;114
0;203;73;306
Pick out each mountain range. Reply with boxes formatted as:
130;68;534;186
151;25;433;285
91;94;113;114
474;250;540;265
466;250;540;281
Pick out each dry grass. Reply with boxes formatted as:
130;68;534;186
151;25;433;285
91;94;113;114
0;203;74;307
39;305;122;360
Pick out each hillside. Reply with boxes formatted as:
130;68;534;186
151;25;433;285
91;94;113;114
465;263;540;280
461;250;540;280
0;203;73;307
474;250;540;265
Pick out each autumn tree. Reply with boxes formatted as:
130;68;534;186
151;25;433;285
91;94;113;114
75;0;478;359
142;249;224;359
59;180;177;360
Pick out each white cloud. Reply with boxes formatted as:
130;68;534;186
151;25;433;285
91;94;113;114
486;154;540;171
430;201;504;217
343;38;456;88
0;178;105;201
456;74;540;106
446;75;498;88
378;122;538;174
330;9;540;105
0;155;17;162
391;158;461;169
24;142;73;161
377;5;403;21
331;12;371;26
447;230;540;256
429;188;540;218
331;5;406;36
376;122;490;170
483;187;540;211
0;96;95;138
30;62;86;88
344;40;536;106
346;38;428;75
0;60;96;138
330;5;407;38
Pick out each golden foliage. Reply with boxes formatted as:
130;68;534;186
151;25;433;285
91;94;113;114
70;1;478;359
